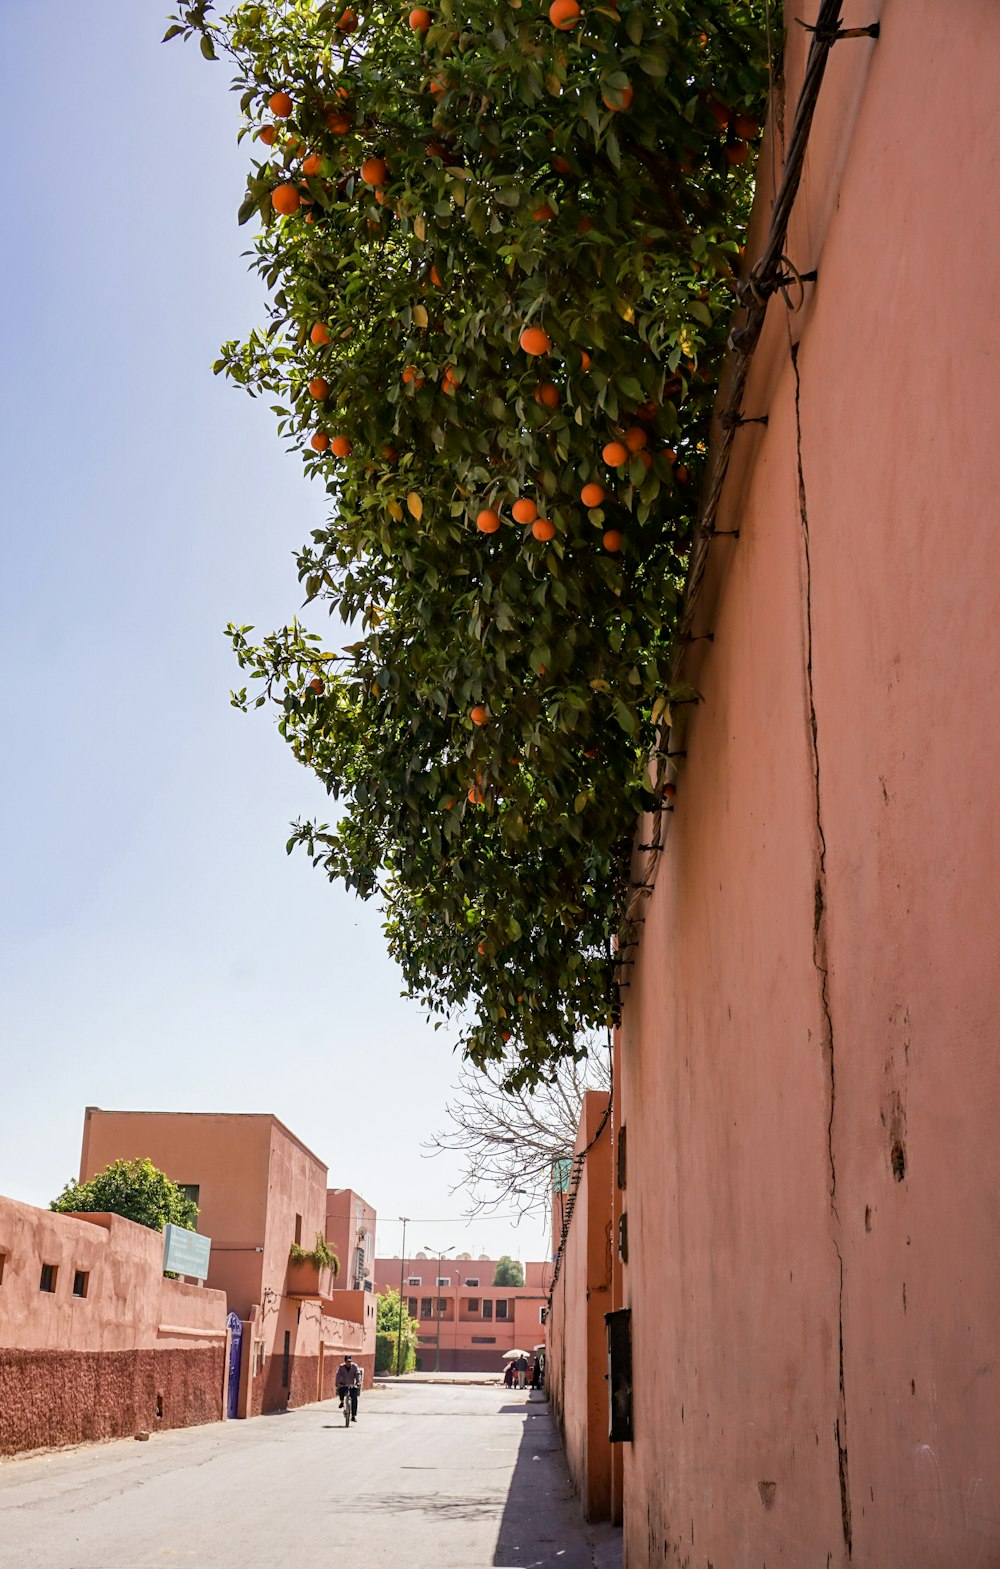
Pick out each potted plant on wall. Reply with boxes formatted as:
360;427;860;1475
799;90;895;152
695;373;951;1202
286;1235;339;1302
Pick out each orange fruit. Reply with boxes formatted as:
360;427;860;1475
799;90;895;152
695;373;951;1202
272;184;301;216
512;498;538;525
310;322;331;346
580;482;605;507
468;782;485;804
310;432;330;452
259;124;277;146
535;382;559;408
623;425;648;453
579;350;591;370
576;216;594;234
402;365;426;388
603;440;629;467
676;464;690;483
429;264;442;286
429;76;447;97
725;143;749;165
442;365;459;394
308;376;330;400
269;90;293;118
470;705;488;726
520;325;551;356
601;81;633;111
336;8;358;30
383;445;398;463
360;156;389;187
552;155;572;174
326;110;352;134
302;152;322;177
549;0;581;26
410;6;432;28
704;93;730;130
663;781;676;799
309;677;325;693
637;449;653;471
532;518;556;541
602;529;624;552
331;435;353;457
531;202;555;222
732;112;760;141
477;940;487;955
476;508;502;534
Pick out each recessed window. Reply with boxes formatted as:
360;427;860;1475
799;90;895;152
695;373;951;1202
407;1296;417;1318
436;1275;450;1287
466;1297;480;1313
72;1270;90;1299
539;1306;546;1323
420;1297;432;1319
0;1253;6;1286
294;1214;302;1247
281;1330;291;1388
482;1299;493;1321
471;1335;496;1344
464;1276;480;1287
406;1275;422;1286
496;1300;509;1321
179;1184;200;1209
437;1297;447;1316
39;1263;58;1294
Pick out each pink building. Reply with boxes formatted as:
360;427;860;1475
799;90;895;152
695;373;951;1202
325;1187;376;1292
374;1254;552;1372
80;1109;376;1417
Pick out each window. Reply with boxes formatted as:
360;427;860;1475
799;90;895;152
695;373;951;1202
496;1299;509;1321
482;1299;493;1321
294;1214;302;1247
72;1270;90;1299
281;1330;291;1388
406;1275;422;1286
436;1276;450;1287
471;1335;496;1344
178;1183;200;1210
0;1253;6;1286
437;1297;447;1316
420;1297;432;1319
464;1276;480;1287
407;1297;418;1318
539;1306;546;1323
418;1334;436;1344
39;1263;58;1293
466;1298;480;1313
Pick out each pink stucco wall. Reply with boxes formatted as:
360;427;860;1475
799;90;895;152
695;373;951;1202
617;3;1000;1565
0;1198;227;1453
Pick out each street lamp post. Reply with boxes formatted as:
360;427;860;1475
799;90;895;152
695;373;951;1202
425;1243;455;1373
396;1217;409;1377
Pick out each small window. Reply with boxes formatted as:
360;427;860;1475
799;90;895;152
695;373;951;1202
294;1214;302;1247
482;1299;493;1321
464;1276;480;1287
0;1252;6;1286
39;1263;58;1294
466;1297;480;1313
496;1299;509;1321
437;1297;447;1315
539;1306;546;1323
282;1330;291;1388
72;1270;90;1299
179;1183;200;1210
420;1297;432;1319
406;1275;422;1286
471;1335;497;1344
436;1276;450;1287
407;1297;418;1318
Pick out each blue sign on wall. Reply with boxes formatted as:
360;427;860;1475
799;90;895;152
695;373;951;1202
163;1224;212;1280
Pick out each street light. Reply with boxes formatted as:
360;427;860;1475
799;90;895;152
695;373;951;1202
396;1218;409;1377
425;1243;455;1373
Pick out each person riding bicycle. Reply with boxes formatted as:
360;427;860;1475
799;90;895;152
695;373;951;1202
336;1353;361;1422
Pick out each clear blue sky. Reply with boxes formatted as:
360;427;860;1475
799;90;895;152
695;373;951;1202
0;1;546;1265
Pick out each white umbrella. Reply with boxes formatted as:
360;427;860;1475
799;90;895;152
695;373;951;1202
501;1348;529;1360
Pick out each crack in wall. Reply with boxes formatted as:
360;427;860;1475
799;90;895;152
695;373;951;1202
791;339;852;1559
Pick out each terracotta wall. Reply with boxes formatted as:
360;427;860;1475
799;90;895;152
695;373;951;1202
546;1091;613;1522
0;1198;227;1454
616;3;1000;1565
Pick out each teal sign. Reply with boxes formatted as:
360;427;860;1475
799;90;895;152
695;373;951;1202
163;1224;211;1280
552;1158;573;1194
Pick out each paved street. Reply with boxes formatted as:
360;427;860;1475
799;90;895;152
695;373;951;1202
0;1381;620;1569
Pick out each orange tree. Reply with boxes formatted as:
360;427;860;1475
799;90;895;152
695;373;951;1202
169;0;769;1085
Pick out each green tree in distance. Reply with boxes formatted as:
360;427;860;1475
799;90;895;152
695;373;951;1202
493;1254;525;1286
51;1158;199;1233
376;1286;419;1371
168;0;770;1085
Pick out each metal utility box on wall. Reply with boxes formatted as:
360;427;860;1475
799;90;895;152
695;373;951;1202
605;1307;633;1442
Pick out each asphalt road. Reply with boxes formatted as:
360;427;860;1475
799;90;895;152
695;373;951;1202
0;1381;621;1569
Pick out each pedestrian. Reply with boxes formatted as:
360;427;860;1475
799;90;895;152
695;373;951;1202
531;1355;541;1390
504;1360;515;1389
515;1352;529;1390
336;1353;362;1423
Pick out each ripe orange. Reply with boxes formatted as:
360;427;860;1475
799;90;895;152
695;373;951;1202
725;143;749;165
663;781;676;799
409;6;432;28
402;365;426;388
519;325;551;356
602;529;624;552
383;445;399;464
477;940;487;955
549;0;581;26
269;90;293;118
442;365;459;394
476;509;502;534
468;782;485;804
310;432;330;452
531;202;555;222
732;112;760;141
310;321;331;346
272;184;301;216
309;677;325;693
580;482;605;507
360;156;389;187
552;155;572;174
675;464;690;483
704;93;730;130
470;705;488;726
302;152;322;176
259;124;277;146
601;81;633;111
603;440;629;467
326;110;352;135
576;216;594;234
429;76;447;97
580;350;591;370
308;376;330;400
331;435;353;457
623;425;648;453
637;449;653;471
336;8;358;30
532;517;556;541
429;264;442;286
512;498;538;525
535;382;559;408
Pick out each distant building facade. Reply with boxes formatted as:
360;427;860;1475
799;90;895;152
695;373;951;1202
373;1254;552;1372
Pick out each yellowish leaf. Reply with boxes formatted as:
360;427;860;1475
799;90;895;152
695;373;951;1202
413;304;429;328
413;213;426;242
407;491;424;520
388;499;403;521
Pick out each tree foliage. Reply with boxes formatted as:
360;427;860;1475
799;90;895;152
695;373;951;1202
169;0;769;1083
493;1253;525;1286
377;1286;420;1371
51;1158;199;1233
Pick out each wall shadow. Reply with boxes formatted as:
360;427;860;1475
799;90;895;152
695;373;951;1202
493;1395;618;1568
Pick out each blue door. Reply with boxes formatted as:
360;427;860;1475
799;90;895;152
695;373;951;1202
226;1313;243;1419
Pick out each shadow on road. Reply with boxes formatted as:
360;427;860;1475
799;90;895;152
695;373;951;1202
492;1395;620;1569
